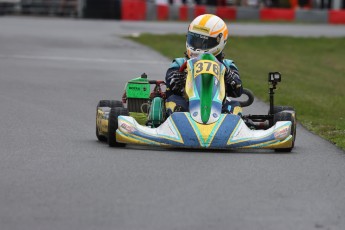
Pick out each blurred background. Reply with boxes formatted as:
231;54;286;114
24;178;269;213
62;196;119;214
0;0;344;19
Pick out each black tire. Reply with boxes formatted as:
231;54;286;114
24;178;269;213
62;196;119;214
98;100;123;108
96;100;123;142
273;112;296;152
270;105;295;114
108;107;129;147
96;126;107;142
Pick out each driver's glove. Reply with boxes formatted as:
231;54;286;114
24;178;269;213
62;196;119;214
225;69;243;97
167;69;186;94
225;69;241;89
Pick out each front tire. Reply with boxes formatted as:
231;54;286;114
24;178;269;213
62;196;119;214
108;107;129;147
96;127;107;142
274;111;296;152
96;100;123;142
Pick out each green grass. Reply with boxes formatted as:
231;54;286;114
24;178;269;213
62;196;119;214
127;34;345;150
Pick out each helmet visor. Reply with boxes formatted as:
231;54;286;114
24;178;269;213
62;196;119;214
187;31;220;51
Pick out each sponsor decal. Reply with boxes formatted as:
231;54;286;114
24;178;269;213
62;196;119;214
129;86;141;91
212;113;218;118
274;127;289;140
193;112;198;117
199;35;208;40
120;123;136;133
192;25;210;34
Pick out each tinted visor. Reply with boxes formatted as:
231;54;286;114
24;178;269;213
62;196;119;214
187;31;220;50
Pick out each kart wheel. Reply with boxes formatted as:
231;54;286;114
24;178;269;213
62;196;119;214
98;100;123;108
274;112;296;152
108;107;129;147
270;105;295;114
96;100;123;142
96;126;107;142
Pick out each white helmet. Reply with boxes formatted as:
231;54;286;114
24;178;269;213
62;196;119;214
186;14;229;58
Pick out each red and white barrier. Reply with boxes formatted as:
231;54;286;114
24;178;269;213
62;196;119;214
215;7;236;21
329;10;345;24
121;1;345;24
260;8;295;21
121;0;146;20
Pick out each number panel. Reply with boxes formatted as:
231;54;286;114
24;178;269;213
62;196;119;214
193;60;220;79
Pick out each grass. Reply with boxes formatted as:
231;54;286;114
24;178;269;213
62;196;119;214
127;34;345;150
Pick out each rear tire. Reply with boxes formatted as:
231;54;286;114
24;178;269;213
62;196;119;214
273;112;296;152
108;107;129;147
98;100;123;108
270;105;295;114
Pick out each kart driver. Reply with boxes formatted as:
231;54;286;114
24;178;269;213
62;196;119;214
165;14;243;116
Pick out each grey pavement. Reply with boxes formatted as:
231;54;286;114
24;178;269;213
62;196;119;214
0;17;344;230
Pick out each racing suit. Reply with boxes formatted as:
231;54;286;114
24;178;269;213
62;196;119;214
165;55;243;116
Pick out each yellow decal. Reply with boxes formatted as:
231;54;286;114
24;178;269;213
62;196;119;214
218;67;226;101
165;101;177;112
195;117;224;146
232;106;243;116
199;14;213;27
192;25;210;34
266;136;293;149
185;61;194;99
193;60;220;79
116;131;166;146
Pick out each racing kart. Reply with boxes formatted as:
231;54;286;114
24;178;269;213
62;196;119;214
96;53;296;152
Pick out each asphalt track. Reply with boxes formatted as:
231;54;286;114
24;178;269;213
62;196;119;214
0;17;345;230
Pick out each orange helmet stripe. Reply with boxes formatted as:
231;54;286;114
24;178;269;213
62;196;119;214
223;28;228;40
210;18;220;33
210;23;226;36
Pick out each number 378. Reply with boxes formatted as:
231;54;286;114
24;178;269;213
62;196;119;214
194;60;220;77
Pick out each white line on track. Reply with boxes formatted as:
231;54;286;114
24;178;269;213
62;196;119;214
0;54;169;64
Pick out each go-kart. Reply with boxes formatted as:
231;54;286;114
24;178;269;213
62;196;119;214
96;53;296;152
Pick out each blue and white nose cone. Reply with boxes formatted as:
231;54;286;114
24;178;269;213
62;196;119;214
189;100;222;124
